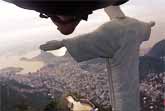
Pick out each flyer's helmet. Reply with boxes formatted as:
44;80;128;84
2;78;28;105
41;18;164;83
4;0;129;17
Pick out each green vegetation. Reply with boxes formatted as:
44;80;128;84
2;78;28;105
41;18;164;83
92;102;112;111
15;102;33;111
44;97;69;111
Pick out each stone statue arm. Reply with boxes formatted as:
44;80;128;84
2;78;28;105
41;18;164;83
40;23;120;62
40;40;64;51
104;6;126;20
40;19;155;62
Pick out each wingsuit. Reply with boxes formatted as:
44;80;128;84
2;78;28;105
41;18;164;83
3;0;129;19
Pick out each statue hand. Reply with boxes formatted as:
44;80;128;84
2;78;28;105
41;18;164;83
40;40;64;51
148;21;156;27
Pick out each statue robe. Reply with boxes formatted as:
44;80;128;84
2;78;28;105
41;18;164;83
62;17;152;111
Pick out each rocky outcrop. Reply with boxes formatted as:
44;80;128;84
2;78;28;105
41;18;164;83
147;39;165;58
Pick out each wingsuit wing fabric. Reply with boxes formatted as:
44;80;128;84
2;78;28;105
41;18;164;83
3;0;129;16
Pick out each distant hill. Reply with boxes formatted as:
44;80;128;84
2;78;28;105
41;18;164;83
0;79;52;111
147;39;165;58
20;51;57;64
30;51;56;63
139;56;164;80
20;50;74;65
0;67;23;74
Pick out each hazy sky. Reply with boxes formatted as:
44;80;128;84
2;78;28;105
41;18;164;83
0;0;165;56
